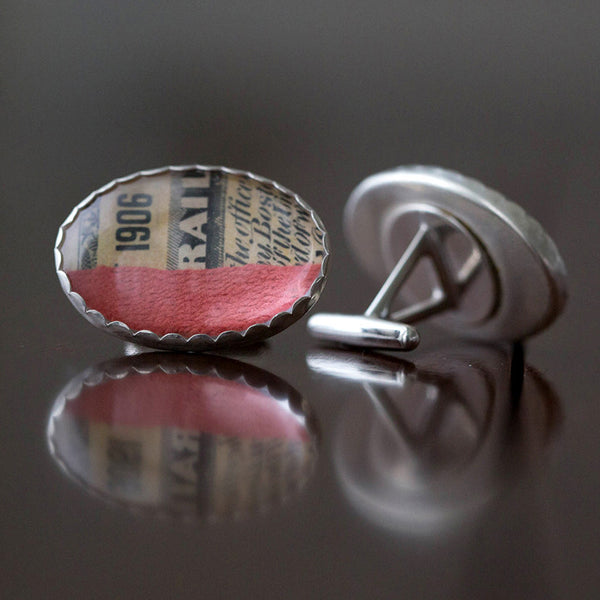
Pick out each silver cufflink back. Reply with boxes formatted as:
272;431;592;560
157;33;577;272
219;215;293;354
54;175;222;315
308;166;567;350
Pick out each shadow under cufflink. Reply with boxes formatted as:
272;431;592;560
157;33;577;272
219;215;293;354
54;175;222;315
307;342;561;536
47;352;317;522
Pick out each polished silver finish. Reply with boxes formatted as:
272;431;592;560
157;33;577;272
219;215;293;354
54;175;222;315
55;165;330;351
308;166;567;349
306;314;419;350
362;206;496;325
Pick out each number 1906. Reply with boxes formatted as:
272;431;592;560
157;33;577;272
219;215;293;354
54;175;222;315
115;193;152;251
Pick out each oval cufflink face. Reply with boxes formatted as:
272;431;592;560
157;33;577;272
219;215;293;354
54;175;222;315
55;166;329;350
344;166;567;341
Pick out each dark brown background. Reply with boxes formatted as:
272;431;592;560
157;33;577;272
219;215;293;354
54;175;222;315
1;2;598;598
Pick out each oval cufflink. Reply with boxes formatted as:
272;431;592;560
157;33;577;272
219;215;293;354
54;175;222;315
55;165;329;351
307;166;567;350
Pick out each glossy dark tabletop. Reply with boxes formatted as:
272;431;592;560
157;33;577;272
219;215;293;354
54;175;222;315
1;3;599;599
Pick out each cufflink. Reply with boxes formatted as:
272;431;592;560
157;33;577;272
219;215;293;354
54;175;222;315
308;166;567;350
55;165;329;351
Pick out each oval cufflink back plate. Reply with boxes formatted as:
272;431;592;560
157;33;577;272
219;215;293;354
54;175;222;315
308;166;567;350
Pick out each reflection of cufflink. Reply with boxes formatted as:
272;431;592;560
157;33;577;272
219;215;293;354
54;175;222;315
48;353;316;520
308;166;567;350
55;165;329;351
307;344;561;535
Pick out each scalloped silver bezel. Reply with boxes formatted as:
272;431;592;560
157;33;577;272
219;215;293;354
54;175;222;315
55;165;330;351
